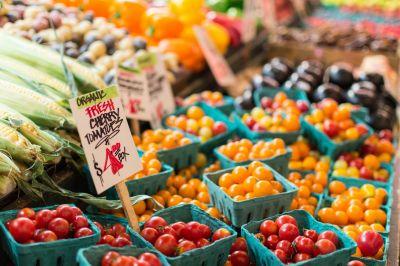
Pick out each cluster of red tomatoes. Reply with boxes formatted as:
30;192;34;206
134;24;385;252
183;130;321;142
225;237;252;266
93;221;132;247
254;215;339;263
140;216;231;256
6;205;93;244
101;251;162;266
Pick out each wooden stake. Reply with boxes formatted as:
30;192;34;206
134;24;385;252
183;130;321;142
115;181;139;232
130;119;140;136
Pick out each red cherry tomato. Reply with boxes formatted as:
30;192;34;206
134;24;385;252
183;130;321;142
303;229;318;242
140;228;159;244
278;223;299;242
266;234;279;250
56;205;75;222
230;250;250;266
170;222;186;239
273;249;287;263
181;222;203;241
177;240;196;255
347;260;366;266
112;236;132;247
99;234;115;245
199;224;211;239
17;208;35;220
254;233;267;246
8;217;35;243
34;229;45;241
144;217;168;230
111;223;126;236
36;230;57;242
154;234;178;256
318;231;339;247
35;209;55;229
294;253;311;262
230;237;247;253
260;220;278;237
111;255;137;266
293;236;315;255
48;218;69;239
72;215;89;231
119;232;131;241
71;207;83;217
315;239;336;255
94;221;106;236
275;215;297;228
159;226;178;239
356;231;383;257
74;227;93;238
138;252;162;266
212;228;231;242
276;240;295;257
101;251;120;266
196;238;210;248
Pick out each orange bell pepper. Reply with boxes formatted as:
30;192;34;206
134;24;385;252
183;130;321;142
158;38;204;72
83;0;112;17
142;8;183;42
109;0;148;34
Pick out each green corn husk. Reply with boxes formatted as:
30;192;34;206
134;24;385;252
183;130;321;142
0;151;21;176
0;79;75;129
0;120;41;164
0;31;106;93
0;104;63;154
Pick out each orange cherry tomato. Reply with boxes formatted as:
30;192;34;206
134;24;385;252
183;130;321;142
109;0;148;34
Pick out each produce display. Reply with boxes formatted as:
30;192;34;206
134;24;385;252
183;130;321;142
101;251;163;266
92;221;132;247
289;137;331;172
134;129;192;152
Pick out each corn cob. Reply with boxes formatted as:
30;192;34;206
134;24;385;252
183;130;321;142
0;31;106;93
0;175;16;197
0;151;20;176
0;104;62;153
0;54;71;100
0;79;75;129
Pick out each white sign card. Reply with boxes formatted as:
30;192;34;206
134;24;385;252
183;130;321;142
69;86;142;194
193;25;236;87
242;0;263;42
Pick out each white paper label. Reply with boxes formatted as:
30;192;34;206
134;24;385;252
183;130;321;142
243;0;263;42
69;86;142;194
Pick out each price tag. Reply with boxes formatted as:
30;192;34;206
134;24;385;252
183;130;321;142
69;86;142;194
242;0;263;42
193;25;236;87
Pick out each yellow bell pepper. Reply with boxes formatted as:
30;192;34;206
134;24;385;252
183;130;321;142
169;0;205;16
202;21;230;54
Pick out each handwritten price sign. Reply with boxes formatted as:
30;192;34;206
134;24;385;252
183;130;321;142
69;86;142;194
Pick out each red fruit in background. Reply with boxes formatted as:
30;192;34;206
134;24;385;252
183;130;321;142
254;233;266;246
379;130;393;141
17;208;35;220
140;227;159;244
323;120;339;138
74;227;93;238
35;209;55;229
48;218;69;239
260;220;278;237
356;124;368;135
261;97;273;109
230;237;247;253
56;204;75;222
340;153;354;164
212;121;227;136
119;232;131;241
170;222;186;239
348;260;366;266
252;123;265;132
350;158;364;169
275;215;297;228
293;236;315;255
296;100;309;113
212;228;231;242
199;224;211;239
230;250;250;266
154;234;178;256
112;236;132;247
112;256;137;266
315;239;336;255
278;223;299;242
101;251;120;266
356;231;383;257
71;207;83;217
138;253;162;266
72;215;89;231
276;240;295;257
177;240;196;255
196;238;210;248
111;223;126;236
159;226;178;240
273;249;287;263
9;217;35;243
99;234;115;245
245;117;256;129
144;217;168;230
34;229;45;241
303;229;318;242
94;221;106;236
36;230;57;242
181;222;203;241
361;144;377;155
266;234;279;250
360;166;373;180
272;102;280;110
318;231;339;246
294;253;311;262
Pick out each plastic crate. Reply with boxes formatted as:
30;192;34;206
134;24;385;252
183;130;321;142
203;162;298;227
77;245;170;266
214;145;291;177
150;133;200;170
216;96;235;116
351;107;369;122
301;117;372;159
253;87;310;107
128;204;237;266
0;204;100;266
162;102;236;153
233;112;301;144
242;210;357;266
351;234;389;266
